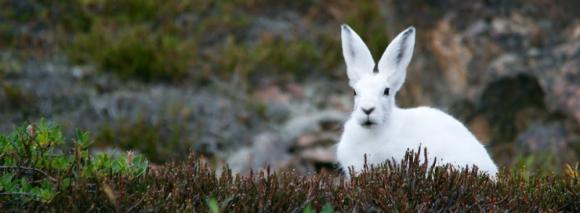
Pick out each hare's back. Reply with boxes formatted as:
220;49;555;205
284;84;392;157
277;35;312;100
398;107;496;166
398;106;479;144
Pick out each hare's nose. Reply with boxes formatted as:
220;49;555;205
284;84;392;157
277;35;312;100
362;107;375;115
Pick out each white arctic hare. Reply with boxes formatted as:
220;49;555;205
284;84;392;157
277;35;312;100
336;25;498;177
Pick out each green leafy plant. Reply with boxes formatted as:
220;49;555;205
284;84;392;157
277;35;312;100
207;197;220;213
0;119;148;205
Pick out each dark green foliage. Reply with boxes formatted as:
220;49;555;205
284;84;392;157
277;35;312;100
0;120;148;206
67;25;194;82
0;83;37;112
1;121;578;211
95;118;192;163
0;82;39;121
334;1;392;59
2;0;395;83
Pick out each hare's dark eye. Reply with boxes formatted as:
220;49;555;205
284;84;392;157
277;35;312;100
383;88;390;96
353;90;357;96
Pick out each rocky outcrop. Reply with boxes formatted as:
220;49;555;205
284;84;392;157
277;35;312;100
392;0;580;165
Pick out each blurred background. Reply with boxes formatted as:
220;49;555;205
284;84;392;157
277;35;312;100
0;0;578;175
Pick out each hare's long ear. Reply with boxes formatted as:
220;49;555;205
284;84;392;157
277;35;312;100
341;24;375;86
378;27;415;92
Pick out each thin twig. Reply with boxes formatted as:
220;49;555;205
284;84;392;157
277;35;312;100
127;197;145;212
0;166;58;182
0;192;36;197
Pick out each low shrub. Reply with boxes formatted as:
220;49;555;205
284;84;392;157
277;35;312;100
0;120;148;206
1;120;578;211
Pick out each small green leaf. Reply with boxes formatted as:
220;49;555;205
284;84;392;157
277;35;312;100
0;173;15;191
207;197;220;213
75;129;93;149
321;203;334;213
303;205;315;213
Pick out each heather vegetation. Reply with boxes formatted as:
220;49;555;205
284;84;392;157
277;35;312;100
0;121;578;211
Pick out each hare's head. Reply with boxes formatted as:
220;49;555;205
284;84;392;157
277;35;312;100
341;25;415;128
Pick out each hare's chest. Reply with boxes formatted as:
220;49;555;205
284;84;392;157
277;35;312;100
337;133;410;172
365;139;410;165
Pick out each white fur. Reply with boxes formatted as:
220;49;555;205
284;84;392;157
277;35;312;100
336;25;498;177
